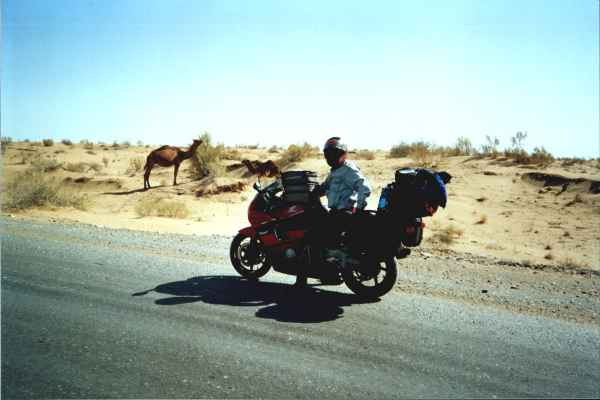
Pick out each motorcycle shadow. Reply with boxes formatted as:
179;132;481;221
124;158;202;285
133;275;379;323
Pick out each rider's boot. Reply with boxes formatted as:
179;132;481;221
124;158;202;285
293;272;308;288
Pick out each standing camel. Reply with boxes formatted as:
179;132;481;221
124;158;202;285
143;139;202;189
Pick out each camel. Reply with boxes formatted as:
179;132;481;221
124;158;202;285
143;139;202;189
241;159;280;180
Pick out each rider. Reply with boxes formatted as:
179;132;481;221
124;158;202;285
294;137;372;287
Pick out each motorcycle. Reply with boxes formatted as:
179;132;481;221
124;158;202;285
230;169;451;298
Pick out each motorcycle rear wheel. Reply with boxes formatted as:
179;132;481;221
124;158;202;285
342;257;397;299
230;234;272;279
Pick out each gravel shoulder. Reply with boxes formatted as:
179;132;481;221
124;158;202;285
3;216;599;325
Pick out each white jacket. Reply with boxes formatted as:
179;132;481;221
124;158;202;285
320;160;371;210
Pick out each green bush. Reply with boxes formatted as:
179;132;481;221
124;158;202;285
278;142;316;167
42;139;54;147
3;170;89;210
190;132;225;178
61;139;73;146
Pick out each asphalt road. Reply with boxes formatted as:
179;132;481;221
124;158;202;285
2;218;599;398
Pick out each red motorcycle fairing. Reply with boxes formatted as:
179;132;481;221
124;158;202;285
238;226;256;238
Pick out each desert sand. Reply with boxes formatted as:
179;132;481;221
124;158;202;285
2;141;599;270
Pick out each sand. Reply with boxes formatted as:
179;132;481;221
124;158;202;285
2;141;599;270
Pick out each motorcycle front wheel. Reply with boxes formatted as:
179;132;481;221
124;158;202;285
230;233;272;279
342;257;397;299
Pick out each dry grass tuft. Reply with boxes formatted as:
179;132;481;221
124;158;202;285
432;224;464;245
64;162;88;173
3;170;90;210
31;158;63;173
134;197;190;219
355;150;376;160
64;162;103;173
126;157;145;174
222;148;242;161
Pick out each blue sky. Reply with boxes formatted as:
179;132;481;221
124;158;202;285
2;0;598;157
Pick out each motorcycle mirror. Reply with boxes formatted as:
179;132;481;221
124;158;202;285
253;182;262;192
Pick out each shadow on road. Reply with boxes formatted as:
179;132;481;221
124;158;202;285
133;275;378;323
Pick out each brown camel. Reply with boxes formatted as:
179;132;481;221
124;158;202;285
143;139;202;189
241;159;280;179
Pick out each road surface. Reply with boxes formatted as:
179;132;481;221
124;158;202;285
2;218;599;398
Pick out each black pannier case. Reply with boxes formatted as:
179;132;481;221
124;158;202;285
281;171;318;204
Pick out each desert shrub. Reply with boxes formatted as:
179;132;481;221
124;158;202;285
121;141;131;148
268;145;279;153
452;137;473;156
102;157;109;168
0;136;12;154
136;140;144;147
87;162;103;173
222;148;242;161
81;140;94;150
126;157;145;173
61;139;73;146
112;141;120;148
432;224;464;245
64;162;88;173
278;143;316;166
31;158;63;173
504;148;530;163
355;149;375;160
134;197;190;219
503;131;531;162
86;150;97;155
409;141;433;165
480;135;500;157
389;142;412;158
190;132;225;178
529;147;554;166
239;143;260;149
559;157;586;167
3;170;89;210
42;138;54;147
